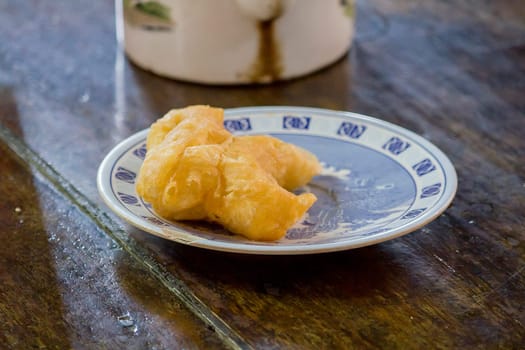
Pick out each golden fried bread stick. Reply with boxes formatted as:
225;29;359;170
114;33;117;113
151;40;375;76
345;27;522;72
136;105;320;241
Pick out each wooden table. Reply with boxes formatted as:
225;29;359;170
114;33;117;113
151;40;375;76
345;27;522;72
1;0;524;348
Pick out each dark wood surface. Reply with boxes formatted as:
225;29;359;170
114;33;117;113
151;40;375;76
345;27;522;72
1;0;524;348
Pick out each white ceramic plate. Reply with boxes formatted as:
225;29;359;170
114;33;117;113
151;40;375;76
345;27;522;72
97;106;457;255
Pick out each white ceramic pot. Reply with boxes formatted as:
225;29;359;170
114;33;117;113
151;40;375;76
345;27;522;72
118;0;355;84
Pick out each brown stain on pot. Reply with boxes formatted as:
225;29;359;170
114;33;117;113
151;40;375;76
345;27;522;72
246;19;283;83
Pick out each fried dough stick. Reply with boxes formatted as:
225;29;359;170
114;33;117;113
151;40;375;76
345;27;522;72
136;105;320;241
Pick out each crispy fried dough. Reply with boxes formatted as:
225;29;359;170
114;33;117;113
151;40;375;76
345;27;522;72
136;105;321;241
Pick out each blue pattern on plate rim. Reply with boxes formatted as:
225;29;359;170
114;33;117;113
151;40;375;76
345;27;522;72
102;107;456;253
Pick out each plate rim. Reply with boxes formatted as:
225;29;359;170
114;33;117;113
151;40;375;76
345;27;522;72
97;106;458;255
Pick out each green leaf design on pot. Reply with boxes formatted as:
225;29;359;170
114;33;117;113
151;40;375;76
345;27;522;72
340;0;354;18
135;1;171;21
123;0;174;30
